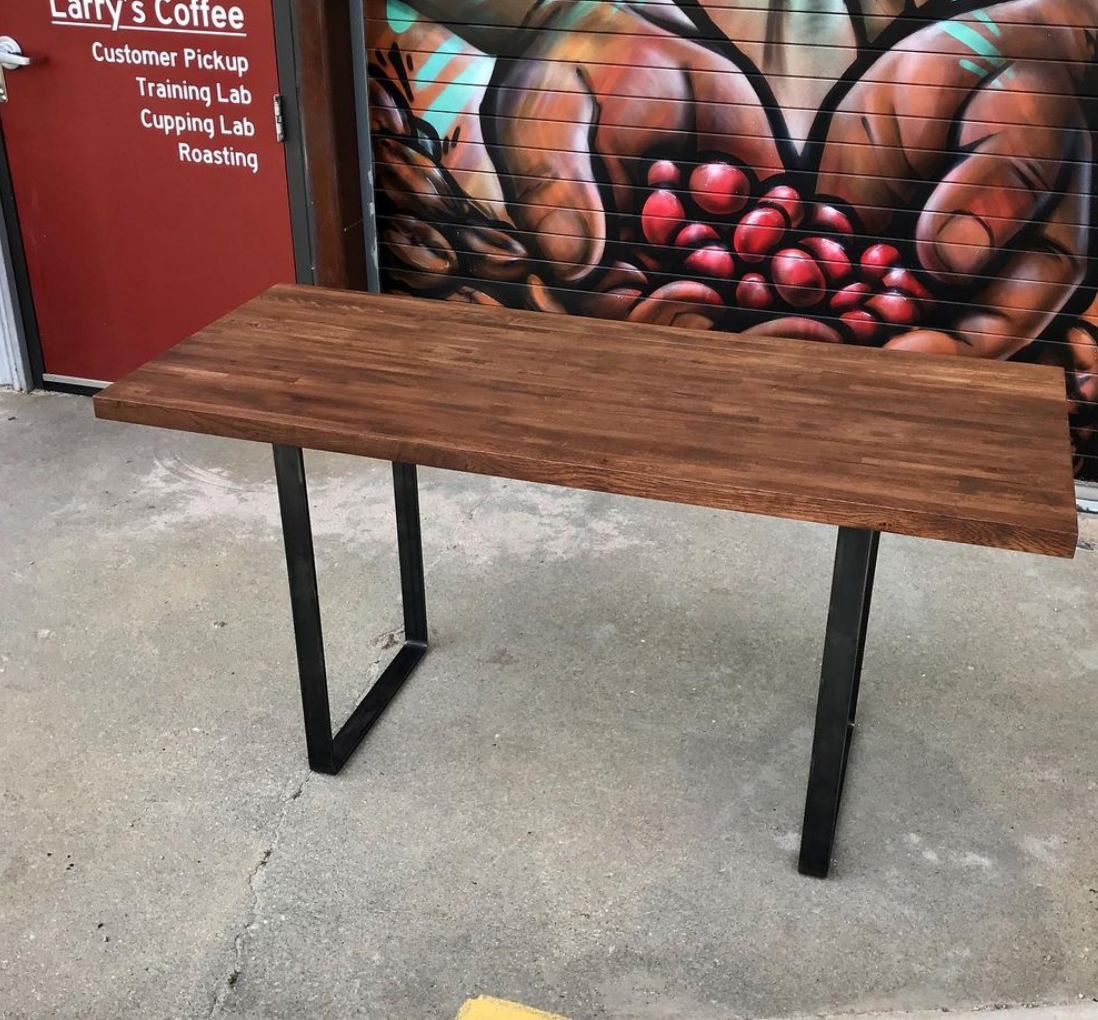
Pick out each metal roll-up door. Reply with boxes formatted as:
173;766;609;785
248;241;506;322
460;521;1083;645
363;0;1098;482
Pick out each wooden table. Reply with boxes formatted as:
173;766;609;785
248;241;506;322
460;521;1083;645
94;284;1078;877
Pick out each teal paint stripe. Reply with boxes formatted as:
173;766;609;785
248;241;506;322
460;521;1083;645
554;0;608;31
415;44;457;88
943;21;1005;63
386;0;417;35
959;57;989;77
422;56;495;138
973;10;1003;35
401;36;469;58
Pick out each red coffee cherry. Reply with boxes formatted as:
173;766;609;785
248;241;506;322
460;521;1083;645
685;244;736;280
736;273;774;310
800;236;852;284
647;160;681;189
733;206;786;262
642;190;686;246
882;267;934;303
841;309;882;344
860;244;902;282
761;185;804;227
810;204;854;236
830;281;871;312
772;248;826;307
674;222;720;248
867;290;920;326
689;162;750;216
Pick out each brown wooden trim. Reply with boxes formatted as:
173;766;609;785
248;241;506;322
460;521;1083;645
294;0;369;291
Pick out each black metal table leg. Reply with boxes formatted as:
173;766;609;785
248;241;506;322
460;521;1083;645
798;526;880;878
273;445;428;774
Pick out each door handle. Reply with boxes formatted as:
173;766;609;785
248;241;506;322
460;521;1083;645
0;36;37;103
0;36;35;68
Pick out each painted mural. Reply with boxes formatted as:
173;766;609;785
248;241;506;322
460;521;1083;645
365;0;1098;480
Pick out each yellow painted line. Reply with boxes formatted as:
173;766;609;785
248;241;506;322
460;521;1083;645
457;995;577;1020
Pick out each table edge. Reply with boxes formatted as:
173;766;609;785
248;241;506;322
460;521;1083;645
93;389;1080;559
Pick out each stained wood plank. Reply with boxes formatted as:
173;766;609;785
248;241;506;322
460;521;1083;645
93;284;1078;557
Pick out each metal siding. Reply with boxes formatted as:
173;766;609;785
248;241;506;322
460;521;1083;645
362;0;1096;482
0;196;30;391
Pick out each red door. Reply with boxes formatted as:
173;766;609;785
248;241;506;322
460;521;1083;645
0;0;296;384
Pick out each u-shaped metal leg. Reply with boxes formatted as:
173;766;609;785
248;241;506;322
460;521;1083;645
799;526;879;878
273;445;428;774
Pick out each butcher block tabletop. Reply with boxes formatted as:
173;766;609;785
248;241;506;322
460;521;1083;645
93;284;1078;557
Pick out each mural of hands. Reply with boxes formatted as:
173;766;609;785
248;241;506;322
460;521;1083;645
815;0;1095;359
366;0;1098;476
483;1;783;283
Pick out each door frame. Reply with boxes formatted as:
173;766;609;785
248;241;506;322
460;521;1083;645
284;0;370;290
0;0;326;394
273;0;317;290
0;186;30;390
0;127;44;389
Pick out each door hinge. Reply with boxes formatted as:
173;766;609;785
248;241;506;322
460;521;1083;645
273;94;285;143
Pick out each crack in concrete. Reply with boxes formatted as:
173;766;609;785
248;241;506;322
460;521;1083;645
205;623;402;1017
207;769;314;1018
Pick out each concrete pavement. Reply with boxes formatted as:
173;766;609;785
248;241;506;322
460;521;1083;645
1;388;1096;1020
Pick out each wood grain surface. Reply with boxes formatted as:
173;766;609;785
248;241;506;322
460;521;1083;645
93;284;1078;557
